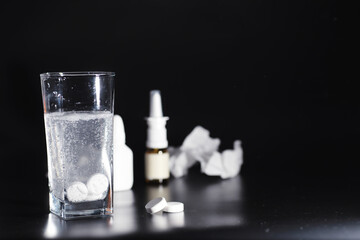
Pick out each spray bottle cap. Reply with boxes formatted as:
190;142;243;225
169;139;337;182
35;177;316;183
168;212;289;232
146;90;169;149
149;90;164;118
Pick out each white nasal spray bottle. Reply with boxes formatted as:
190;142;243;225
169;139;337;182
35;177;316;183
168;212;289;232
145;90;170;184
113;115;134;191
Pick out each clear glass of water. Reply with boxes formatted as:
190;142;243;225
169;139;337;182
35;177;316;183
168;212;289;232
40;72;115;219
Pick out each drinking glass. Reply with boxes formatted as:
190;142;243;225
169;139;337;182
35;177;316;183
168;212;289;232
40;72;115;219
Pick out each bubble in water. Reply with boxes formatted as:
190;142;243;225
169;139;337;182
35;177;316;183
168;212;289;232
44;111;113;202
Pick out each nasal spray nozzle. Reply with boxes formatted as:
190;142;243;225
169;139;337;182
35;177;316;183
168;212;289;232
146;90;169;149
145;90;170;184
149;90;164;118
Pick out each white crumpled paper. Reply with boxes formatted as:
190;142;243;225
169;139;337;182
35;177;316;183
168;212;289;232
169;126;243;179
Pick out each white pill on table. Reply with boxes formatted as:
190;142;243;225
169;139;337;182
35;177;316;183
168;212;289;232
87;173;109;195
163;202;184;213
145;197;167;214
66;181;88;202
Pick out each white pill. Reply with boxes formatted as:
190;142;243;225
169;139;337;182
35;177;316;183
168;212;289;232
66;181;88;202
85;193;104;201
145;197;167;214
163;202;184;213
87;173;109;195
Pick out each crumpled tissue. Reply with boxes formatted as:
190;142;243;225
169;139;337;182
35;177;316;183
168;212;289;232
169;126;243;179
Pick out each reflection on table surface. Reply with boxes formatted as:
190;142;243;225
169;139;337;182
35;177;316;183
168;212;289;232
5;171;360;239
43;175;246;238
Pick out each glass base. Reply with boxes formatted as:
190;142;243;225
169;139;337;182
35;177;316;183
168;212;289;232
49;193;113;220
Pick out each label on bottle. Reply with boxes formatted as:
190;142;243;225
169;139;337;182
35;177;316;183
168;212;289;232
145;152;170;180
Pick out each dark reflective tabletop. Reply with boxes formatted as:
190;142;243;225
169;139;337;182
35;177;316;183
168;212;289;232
1;166;360;239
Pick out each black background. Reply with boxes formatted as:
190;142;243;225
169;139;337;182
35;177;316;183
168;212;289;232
0;1;354;190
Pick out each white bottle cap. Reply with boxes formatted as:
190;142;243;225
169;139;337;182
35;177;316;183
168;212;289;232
146;90;169;149
114;115;126;144
149;90;163;118
113;115;134;191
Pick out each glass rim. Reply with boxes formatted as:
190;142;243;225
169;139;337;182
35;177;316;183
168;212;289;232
40;71;115;79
